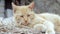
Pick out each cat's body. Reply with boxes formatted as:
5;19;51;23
39;13;60;32
12;2;55;34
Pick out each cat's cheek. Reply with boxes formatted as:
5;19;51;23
30;17;34;20
20;19;25;23
29;16;33;19
31;17;34;20
28;19;31;22
30;15;35;19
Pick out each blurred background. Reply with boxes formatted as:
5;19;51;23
0;0;60;18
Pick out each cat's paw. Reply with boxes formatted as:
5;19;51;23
33;24;47;32
46;29;55;34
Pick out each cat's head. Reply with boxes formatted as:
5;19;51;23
12;2;35;26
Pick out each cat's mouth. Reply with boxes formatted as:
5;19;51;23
21;22;30;26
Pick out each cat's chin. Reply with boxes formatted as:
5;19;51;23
21;22;30;26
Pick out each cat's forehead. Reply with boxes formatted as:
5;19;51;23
16;6;32;14
17;6;29;11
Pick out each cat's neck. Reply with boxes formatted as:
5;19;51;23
29;14;44;24
34;14;45;20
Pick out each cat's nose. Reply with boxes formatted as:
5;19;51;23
25;21;27;22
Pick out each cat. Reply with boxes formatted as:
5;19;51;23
12;2;55;34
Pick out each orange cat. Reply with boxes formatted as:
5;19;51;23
12;2;55;34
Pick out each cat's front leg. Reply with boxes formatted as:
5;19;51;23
44;21;55;34
33;24;47;34
33;21;55;34
45;29;55;34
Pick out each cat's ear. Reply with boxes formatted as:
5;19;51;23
28;2;35;9
12;2;17;13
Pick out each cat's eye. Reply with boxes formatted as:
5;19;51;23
27;15;30;17
20;15;23;17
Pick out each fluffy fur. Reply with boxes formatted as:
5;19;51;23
12;2;55;34
39;13;60;32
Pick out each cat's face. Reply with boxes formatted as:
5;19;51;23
12;2;35;26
